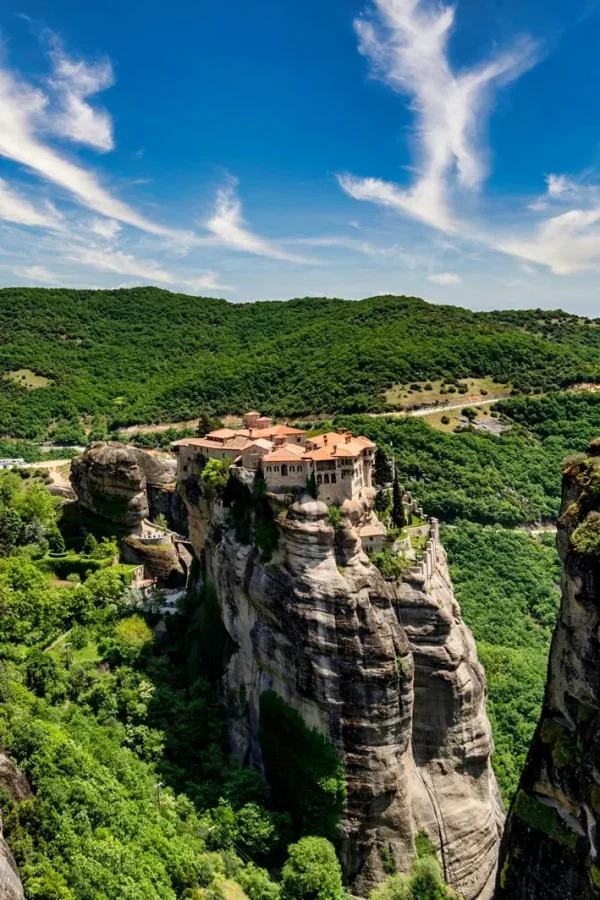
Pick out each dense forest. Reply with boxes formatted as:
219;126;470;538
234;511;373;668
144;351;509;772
3;288;600;438
0;471;451;900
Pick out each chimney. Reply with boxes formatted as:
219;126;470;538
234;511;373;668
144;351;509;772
324;435;328;445
345;432;351;443
249;428;254;439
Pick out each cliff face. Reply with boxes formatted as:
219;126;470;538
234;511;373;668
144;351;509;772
182;472;503;898
0;752;32;900
497;443;600;899
71;442;186;533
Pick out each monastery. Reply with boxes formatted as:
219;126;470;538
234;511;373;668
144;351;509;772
172;410;376;505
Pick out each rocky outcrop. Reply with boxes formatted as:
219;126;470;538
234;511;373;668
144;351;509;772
71;442;186;533
0;752;32;900
181;472;502;898
71;442;150;527
497;443;600;899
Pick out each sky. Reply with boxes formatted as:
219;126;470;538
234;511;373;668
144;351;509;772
0;0;600;313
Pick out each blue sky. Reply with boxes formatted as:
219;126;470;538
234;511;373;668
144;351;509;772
0;0;599;312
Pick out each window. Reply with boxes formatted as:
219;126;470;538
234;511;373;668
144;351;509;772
331;473;336;484
324;473;330;484
317;474;323;485
281;464;288;477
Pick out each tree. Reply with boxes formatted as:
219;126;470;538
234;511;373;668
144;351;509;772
307;472;318;499
196;413;223;437
201;458;231;499
281;837;343;900
391;474;407;529
374;447;392;486
83;533;98;556
409;857;447;900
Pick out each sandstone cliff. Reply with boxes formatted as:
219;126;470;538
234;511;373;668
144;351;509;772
70;442;186;532
0;753;32;900
181;470;503;898
497;441;600;898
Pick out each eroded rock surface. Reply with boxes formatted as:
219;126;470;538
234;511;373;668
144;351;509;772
181;472;502;898
497;443;600;899
71;442;186;532
71;442;150;526
0;752;32;900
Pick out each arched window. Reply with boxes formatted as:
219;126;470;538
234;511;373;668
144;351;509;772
281;464;288;477
324;473;330;484
331;473;337;484
317;474;323;485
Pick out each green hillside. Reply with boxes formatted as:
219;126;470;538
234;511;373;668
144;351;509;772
2;287;600;437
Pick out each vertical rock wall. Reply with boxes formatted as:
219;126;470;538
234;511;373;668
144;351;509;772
497;444;600;899
182;475;502;898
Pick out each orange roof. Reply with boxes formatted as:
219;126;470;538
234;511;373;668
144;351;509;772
245;410;260;416
254;424;307;438
206;428;238;440
264;447;308;463
306;432;373;457
171;436;250;452
246;438;273;451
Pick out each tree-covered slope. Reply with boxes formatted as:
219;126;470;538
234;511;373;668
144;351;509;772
3;288;600;437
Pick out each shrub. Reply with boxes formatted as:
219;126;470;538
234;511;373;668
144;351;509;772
327;505;341;527
281;837;343;900
440;416;450;426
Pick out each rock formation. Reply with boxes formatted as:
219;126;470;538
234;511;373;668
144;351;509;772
0;753;33;900
71;442;151;527
71;442;186;532
497;441;600;899
180;469;503;898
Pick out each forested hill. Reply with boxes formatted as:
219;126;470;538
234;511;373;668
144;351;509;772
2;286;600;437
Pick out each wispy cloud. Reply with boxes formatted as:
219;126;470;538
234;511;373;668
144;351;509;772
10;264;60;283
428;271;461;284
47;43;114;151
90;217;121;241
74;247;232;293
338;0;539;232
0;53;188;239
0;177;60;227
206;179;309;263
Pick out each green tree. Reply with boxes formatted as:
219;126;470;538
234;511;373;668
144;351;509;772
196;413;224;437
374;447;392;486
409;857;447;900
201;458;231;499
391;474;406;529
306;472;318;499
281;838;343;900
83;533;98;556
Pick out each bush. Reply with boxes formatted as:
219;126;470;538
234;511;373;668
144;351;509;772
440;416;450;426
281;838;343;900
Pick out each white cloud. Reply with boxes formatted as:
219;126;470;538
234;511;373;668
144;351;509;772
47;45;114;151
338;0;538;232
74;247;232;292
11;264;59;283
90;217;121;240
427;271;461;284
0;178;60;227
0;59;188;239
206;179;309;262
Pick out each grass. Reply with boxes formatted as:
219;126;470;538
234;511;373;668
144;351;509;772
385;376;511;409
2;368;52;389
47;630;101;665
